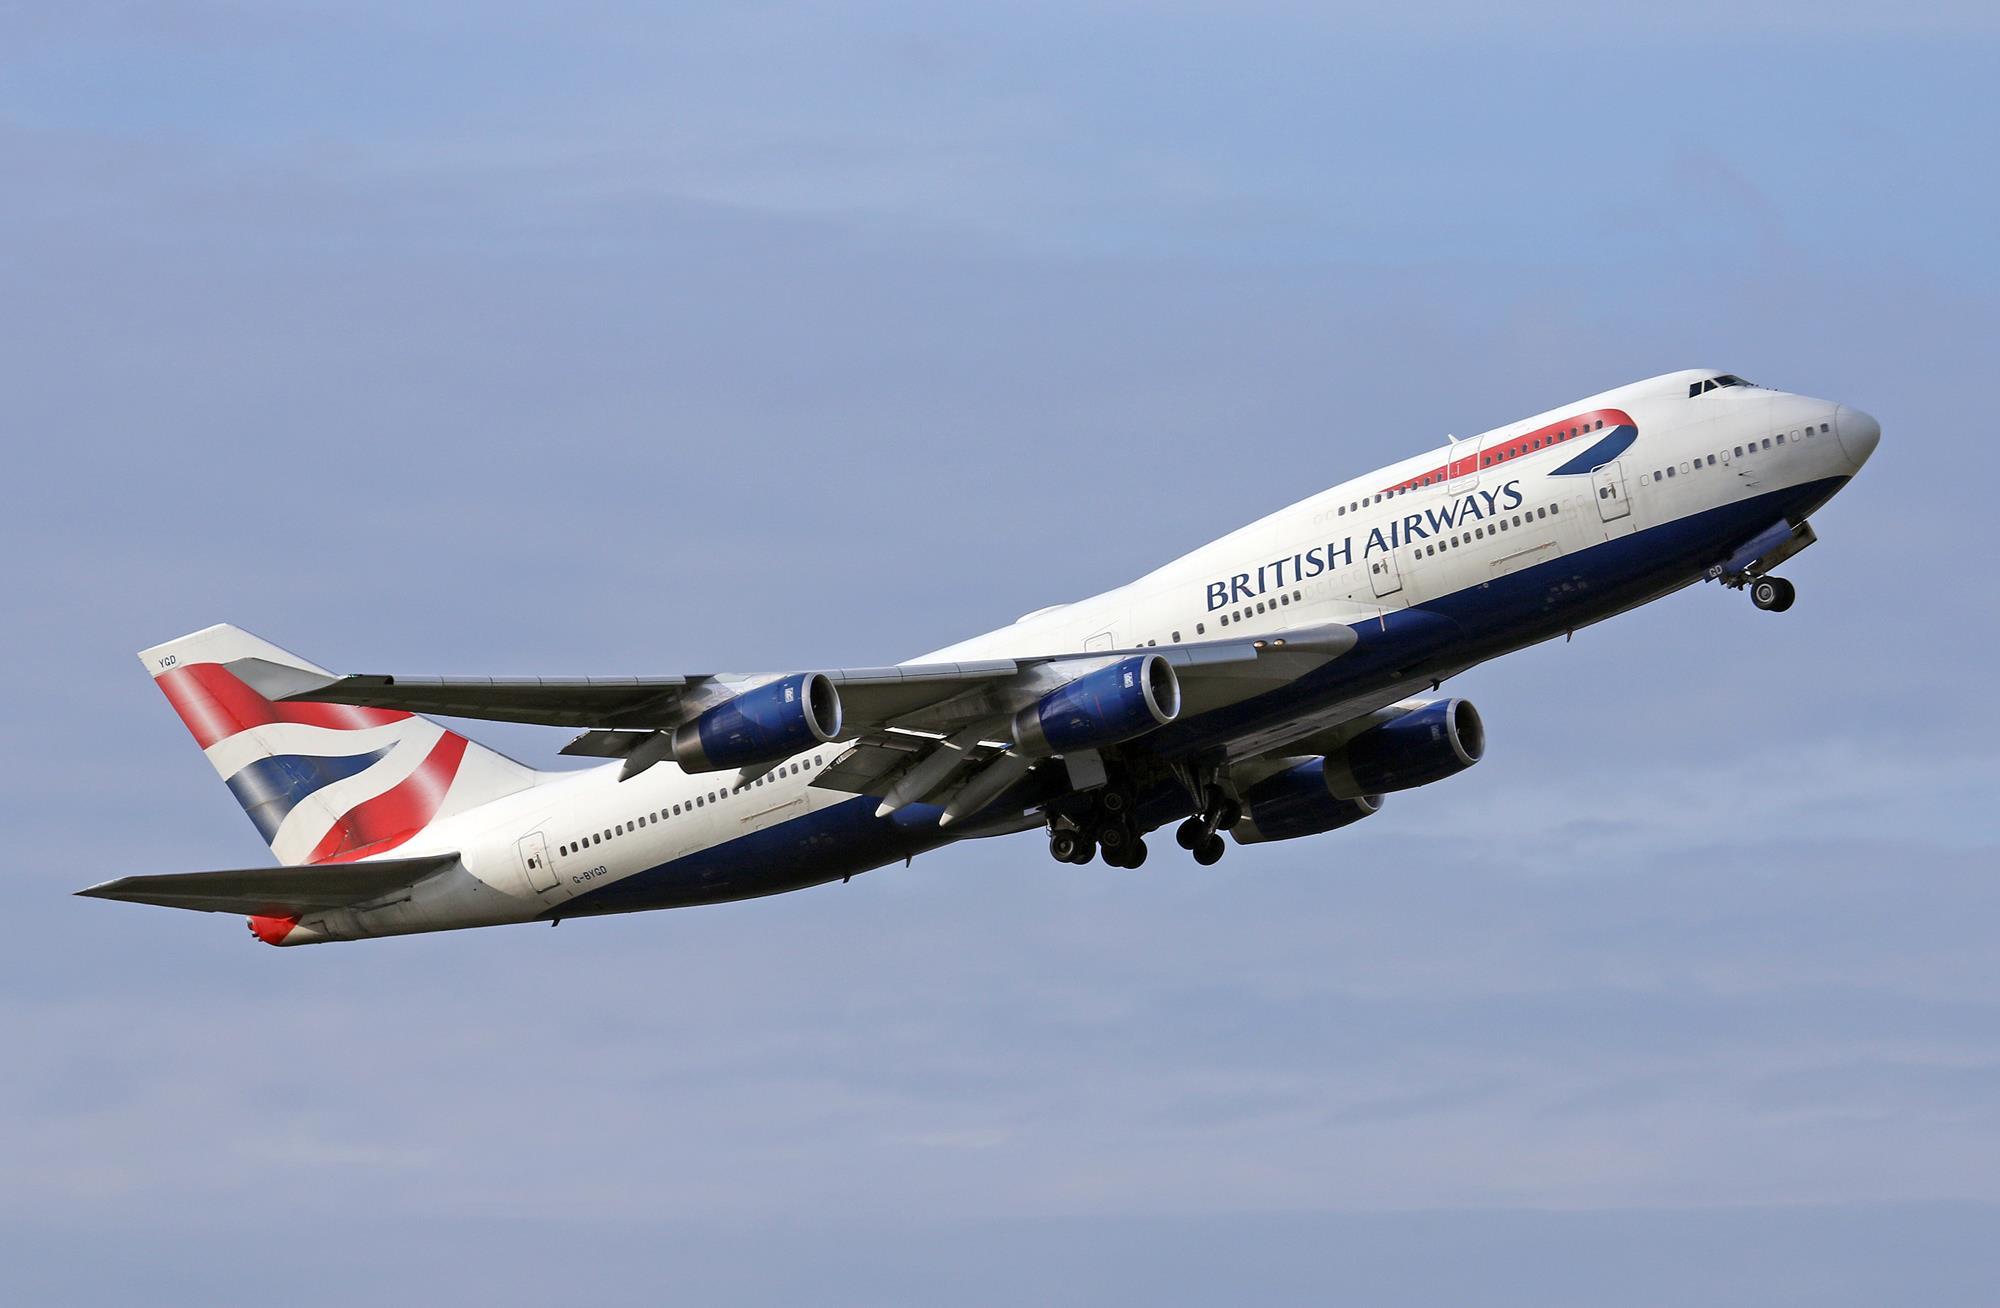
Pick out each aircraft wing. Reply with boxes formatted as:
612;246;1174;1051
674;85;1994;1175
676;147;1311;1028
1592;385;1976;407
279;623;1364;810
281;625;1359;740
76;852;461;916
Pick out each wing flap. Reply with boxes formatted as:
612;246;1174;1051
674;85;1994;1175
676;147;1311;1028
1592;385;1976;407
76;852;461;916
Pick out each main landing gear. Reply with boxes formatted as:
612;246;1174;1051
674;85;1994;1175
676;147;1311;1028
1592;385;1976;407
1173;785;1238;867
1044;776;1241;870
1750;576;1796;612
1048;783;1150;868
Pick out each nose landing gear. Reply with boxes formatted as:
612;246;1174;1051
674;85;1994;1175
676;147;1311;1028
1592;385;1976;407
1750;576;1796;612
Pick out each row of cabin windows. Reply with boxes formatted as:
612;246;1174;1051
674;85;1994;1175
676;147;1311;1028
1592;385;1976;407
1139;620;1212;647
1331;421;1601;511
1219;590;1304;627
1477;420;1598;471
1641;422;1830;485
1411;504;1557;559
558;753;827;857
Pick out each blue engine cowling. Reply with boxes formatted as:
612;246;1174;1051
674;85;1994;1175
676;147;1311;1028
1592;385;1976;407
669;672;842;772
1323;698;1484;798
1014;654;1180;754
1232;759;1383;844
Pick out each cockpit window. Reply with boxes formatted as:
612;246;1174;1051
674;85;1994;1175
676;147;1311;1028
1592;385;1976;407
1690;374;1755;397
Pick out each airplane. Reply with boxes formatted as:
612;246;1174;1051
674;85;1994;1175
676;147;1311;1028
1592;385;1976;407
81;369;1882;946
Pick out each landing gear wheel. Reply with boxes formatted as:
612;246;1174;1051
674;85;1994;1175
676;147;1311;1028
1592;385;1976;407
1050;830;1083;864
1096;823;1129;854
1123;838;1148;869
1175;817;1206;850
1099;787;1130;815
1102;843;1128;869
1214;799;1243;830
1193;834;1226;866
1751;576;1796;612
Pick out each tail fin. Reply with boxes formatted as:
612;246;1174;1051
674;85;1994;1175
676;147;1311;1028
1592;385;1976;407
140;624;542;865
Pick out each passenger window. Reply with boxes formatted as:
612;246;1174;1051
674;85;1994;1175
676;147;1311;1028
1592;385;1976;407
1172;630;1181;642
1708;455;1717;466
1196;623;1205;635
1734;446;1743;457
1666;467;1675;478
1763;438;1772;449
1820;422;1830;433
1550;503;1559;514
1777;433;1786;444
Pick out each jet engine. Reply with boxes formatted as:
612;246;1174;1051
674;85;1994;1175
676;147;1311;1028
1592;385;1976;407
1323;698;1484;798
1014;654;1180;755
1232;759;1383;843
670;672;843;771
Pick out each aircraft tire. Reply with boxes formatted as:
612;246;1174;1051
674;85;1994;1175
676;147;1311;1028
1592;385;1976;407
1193;834;1226;866
1751;576;1796;612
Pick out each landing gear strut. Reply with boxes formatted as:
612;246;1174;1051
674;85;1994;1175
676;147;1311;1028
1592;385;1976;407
1750;576;1796;612
1173;784;1236;866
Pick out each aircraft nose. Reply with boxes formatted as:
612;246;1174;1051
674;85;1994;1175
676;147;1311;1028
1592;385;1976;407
1835;404;1881;469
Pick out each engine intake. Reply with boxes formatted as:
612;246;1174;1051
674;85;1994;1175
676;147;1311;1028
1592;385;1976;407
1323;698;1484;798
1233;759;1383;844
1015;654;1180;755
670;672;842;772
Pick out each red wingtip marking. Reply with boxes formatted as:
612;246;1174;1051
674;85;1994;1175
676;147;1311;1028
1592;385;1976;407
247;914;298;946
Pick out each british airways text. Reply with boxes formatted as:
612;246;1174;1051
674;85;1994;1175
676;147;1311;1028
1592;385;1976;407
1204;480;1525;611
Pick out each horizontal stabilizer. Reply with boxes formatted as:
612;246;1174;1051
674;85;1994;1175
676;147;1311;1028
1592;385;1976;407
77;851;461;916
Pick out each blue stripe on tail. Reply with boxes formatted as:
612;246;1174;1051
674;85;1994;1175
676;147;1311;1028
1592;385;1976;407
224;748;392;843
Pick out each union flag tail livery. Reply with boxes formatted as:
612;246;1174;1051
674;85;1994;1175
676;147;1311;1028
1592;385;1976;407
140;625;541;865
84;370;1881;946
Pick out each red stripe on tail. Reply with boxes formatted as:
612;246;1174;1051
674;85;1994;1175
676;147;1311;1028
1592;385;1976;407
157;663;410;750
306;733;470;864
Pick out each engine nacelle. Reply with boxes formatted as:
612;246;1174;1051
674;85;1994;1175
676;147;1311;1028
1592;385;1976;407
1323;698;1484;798
1232;759;1383;843
670;672;842;772
1015;654;1180;755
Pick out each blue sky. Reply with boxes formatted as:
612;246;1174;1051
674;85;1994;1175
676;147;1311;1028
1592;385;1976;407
2;3;1996;1303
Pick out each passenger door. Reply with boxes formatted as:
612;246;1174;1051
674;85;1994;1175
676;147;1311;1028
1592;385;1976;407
1368;550;1403;598
517;832;558;894
1592;461;1634;530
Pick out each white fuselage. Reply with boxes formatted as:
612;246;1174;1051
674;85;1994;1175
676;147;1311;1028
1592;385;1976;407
290;369;1876;943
